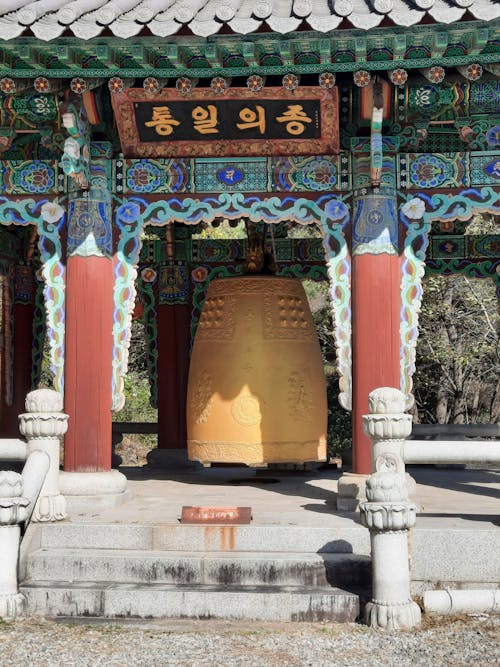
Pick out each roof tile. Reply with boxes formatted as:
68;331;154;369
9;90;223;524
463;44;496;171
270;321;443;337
0;0;498;40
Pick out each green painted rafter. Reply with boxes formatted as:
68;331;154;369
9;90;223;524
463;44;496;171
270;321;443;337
0;23;497;79
0;53;498;79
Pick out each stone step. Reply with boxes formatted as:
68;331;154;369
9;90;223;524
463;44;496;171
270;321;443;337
32;522;370;554
21;581;360;622
24;549;371;589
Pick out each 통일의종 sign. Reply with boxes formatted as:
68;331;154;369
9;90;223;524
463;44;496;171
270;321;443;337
111;87;339;158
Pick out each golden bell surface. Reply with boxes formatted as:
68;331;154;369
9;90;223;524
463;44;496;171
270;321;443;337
187;276;327;465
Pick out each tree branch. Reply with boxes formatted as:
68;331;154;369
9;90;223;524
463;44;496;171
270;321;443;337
425;338;457;390
463;275;497;337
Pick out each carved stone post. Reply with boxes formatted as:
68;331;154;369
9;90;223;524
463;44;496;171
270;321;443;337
360;387;421;630
0;471;29;619
0;450;50;619
18;388;68;521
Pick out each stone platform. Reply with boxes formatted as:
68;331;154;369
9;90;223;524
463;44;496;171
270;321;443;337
19;465;499;621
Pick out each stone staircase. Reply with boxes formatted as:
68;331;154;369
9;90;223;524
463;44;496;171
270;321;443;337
19;523;371;622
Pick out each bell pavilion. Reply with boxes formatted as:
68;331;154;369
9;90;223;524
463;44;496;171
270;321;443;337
0;0;499;506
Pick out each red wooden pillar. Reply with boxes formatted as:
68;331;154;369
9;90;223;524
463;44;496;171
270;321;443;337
0;264;14;434
63;197;113;472
0;266;35;436
157;302;190;450
351;193;401;474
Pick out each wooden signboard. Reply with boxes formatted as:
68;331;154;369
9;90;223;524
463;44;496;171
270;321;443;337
111;87;339;158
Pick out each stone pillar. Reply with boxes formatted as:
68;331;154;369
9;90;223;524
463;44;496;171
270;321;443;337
0;471;30;619
360;387;421;631
60;191;127;509
18;388;68;522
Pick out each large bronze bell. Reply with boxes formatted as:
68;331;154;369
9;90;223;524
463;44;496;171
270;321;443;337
187;275;327;465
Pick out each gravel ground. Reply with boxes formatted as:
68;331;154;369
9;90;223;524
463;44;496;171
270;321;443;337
0;615;498;667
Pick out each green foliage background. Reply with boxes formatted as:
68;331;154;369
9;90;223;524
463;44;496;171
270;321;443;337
413;273;499;424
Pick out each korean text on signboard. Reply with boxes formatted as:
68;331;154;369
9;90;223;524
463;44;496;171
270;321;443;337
135;99;321;142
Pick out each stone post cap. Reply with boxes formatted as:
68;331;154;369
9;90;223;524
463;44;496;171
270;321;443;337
25;388;64;413
0;471;23;498
368;387;413;414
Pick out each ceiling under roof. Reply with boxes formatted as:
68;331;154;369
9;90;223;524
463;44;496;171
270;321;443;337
0;0;498;41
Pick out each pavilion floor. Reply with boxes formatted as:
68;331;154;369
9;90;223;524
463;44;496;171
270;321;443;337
67;464;499;528
18;465;498;620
